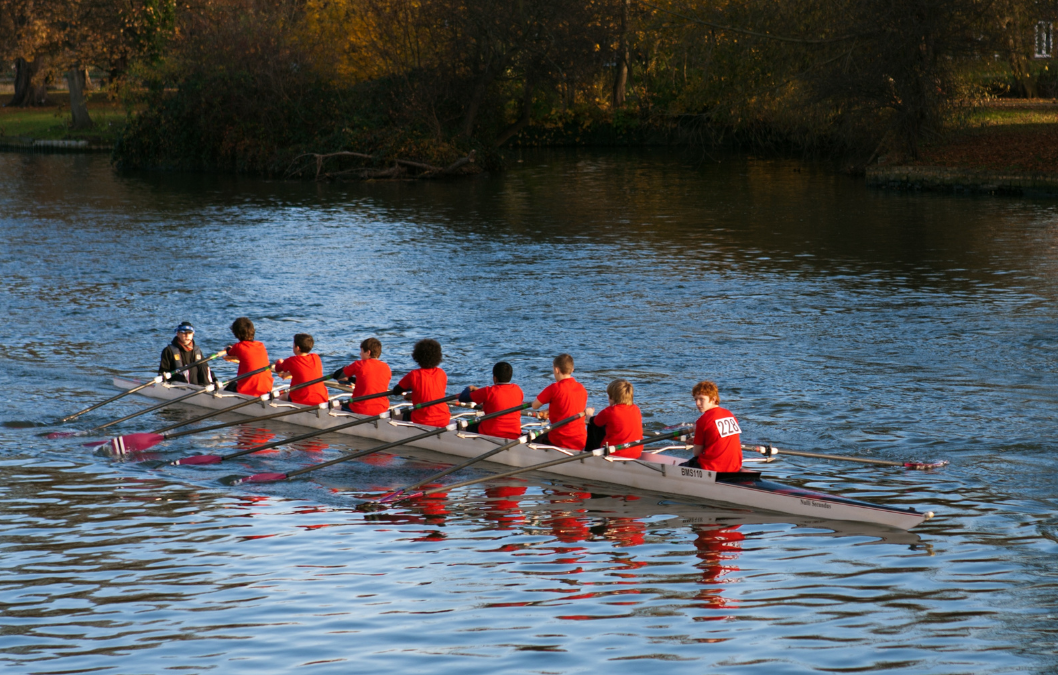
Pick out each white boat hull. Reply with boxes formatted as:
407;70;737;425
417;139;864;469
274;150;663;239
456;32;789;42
111;378;932;530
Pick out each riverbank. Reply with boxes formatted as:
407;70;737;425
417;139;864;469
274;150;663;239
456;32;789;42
867;100;1058;196
8;91;1058;199
0;92;124;152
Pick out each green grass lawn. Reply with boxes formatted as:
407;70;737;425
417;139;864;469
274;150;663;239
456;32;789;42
0;92;127;143
964;105;1058;127
915;101;1058;173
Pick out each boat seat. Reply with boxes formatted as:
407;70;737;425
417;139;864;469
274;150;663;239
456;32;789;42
716;470;763;482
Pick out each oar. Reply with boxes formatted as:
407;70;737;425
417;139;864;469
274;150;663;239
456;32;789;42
376;407;577;503
222;393;466;484
59;351;227;423
743;443;949;469
394;428;692;502
105;398;340;456
46;364;274;439
171;391;451;467
94;374;338;453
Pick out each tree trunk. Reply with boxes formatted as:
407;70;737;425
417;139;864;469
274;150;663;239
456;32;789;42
495;82;534;147
66;68;95;130
612;0;630;108
10;56;45;107
1003;14;1039;98
460;51;515;139
461;76;490;139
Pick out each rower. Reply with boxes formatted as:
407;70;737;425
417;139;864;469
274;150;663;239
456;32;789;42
529;353;588;450
331;337;392;415
274;333;329;405
159;321;214;385
392;339;449;426
584;379;644;459
223;317;274;396
458;361;524;439
681;380;742;472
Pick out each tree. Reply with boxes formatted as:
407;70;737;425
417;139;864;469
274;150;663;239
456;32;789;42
0;0;61;106
1;0;175;125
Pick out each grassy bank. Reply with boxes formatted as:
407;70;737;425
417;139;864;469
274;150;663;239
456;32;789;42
907;101;1058;174
0;92;126;145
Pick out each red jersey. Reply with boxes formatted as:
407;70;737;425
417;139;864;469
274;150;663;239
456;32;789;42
536;378;587;450
342;358;392;415
470;383;525;439
274;353;328;405
227;340;274;396
593;403;644;458
694;406;742;472
397;367;449;426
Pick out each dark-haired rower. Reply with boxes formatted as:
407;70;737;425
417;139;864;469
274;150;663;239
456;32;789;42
274;333;329;405
159;321;214;385
458;361;525;439
393;339;449;426
331;337;393;415
223;316;274;396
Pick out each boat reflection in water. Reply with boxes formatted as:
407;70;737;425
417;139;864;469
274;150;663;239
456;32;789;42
482;484;528;528
232;427;276;451
692;523;745;614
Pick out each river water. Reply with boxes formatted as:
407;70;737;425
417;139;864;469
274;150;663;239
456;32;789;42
1;149;1056;674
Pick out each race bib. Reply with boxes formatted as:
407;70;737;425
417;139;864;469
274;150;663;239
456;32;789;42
715;417;741;437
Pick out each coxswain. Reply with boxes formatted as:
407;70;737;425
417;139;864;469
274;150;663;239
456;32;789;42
223;317;274;396
331;337;393;415
393;339;449;426
529;353;588;450
458;361;525;439
681;380;742;472
273;333;329;405
584;379;644;459
158;321;214;385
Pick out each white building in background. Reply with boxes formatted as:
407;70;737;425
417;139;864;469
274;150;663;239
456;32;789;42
1036;20;1054;58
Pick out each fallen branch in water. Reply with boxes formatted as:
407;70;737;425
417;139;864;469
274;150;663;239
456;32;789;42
288;150;477;181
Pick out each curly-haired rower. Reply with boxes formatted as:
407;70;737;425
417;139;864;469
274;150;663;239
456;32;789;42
394;339;449;426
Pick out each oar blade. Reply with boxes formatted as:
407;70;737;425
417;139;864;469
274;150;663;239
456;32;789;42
171;454;223;466
222;472;287;486
904;459;949;470
45;430;83;439
85;433;166;454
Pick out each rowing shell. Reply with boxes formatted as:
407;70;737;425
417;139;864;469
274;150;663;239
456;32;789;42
111;378;935;530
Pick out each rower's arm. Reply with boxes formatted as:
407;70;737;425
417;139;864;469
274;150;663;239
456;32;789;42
691;444;704;457
329;366;354;383
530;397;543;410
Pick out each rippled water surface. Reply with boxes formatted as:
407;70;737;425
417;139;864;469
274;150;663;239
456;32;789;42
1;150;1057;674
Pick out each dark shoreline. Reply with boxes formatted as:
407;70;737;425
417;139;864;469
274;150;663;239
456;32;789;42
866;165;1058;197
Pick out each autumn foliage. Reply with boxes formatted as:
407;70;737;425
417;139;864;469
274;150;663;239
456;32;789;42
2;0;1045;175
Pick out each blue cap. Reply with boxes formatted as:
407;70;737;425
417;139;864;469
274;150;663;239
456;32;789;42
176;321;195;333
